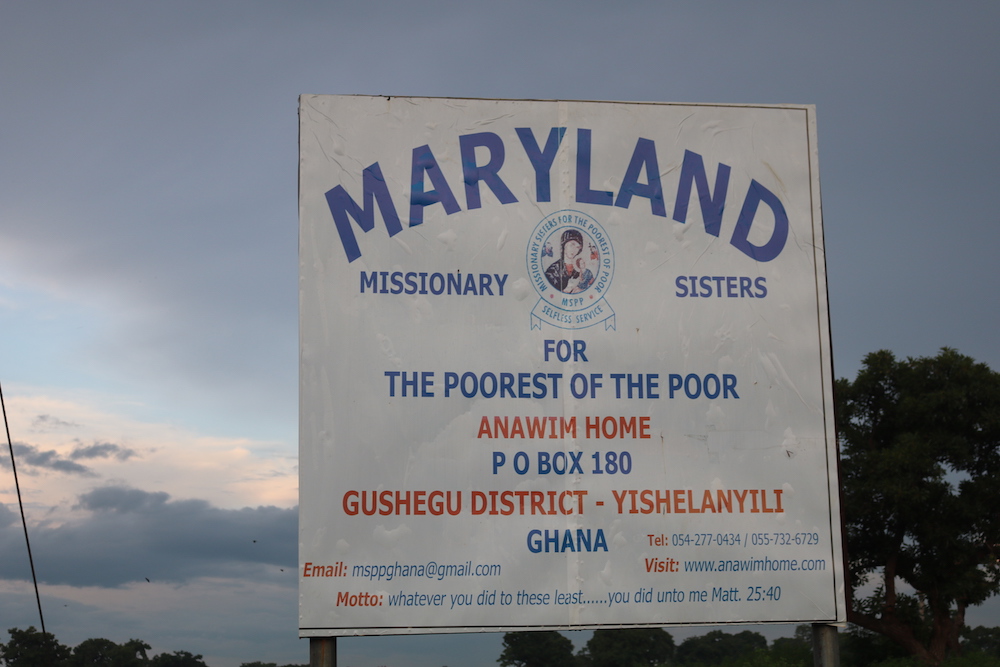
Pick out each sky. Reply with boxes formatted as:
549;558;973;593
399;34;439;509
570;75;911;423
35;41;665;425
1;1;998;666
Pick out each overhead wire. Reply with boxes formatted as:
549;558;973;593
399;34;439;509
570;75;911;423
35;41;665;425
0;379;46;633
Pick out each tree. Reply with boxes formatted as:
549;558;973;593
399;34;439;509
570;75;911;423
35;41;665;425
69;638;119;666
582;628;675;667
838;624;910;667
148;651;208;667
675;630;766;666
0;628;225;667
69;637;150;666
767;626;812;667
963;626;1000;658
0;626;71;666
498;631;576;667
837;348;1000;665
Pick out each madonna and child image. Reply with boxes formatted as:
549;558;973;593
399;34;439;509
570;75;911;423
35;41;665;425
543;228;599;294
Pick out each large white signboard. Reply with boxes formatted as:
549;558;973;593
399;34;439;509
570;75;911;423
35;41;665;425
299;96;845;636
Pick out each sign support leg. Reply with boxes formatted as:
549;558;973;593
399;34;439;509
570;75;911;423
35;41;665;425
812;624;840;667
310;637;336;667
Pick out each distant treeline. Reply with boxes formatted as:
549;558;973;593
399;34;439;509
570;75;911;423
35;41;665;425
6;624;1000;667
499;625;1000;667
0;626;306;667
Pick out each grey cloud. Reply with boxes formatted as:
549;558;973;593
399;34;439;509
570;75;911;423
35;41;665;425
31;414;80;431
0;443;95;476
0;503;17;529
0;485;297;587
69;441;138;461
75;485;170;512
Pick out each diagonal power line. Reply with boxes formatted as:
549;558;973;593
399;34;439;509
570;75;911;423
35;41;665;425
0;378;46;633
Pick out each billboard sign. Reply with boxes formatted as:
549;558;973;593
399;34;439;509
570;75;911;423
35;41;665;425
298;96;845;636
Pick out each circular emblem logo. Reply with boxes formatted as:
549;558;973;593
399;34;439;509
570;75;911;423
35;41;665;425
526;210;615;330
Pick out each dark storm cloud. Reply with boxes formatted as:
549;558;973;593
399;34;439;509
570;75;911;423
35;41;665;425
1;2;999;665
0;485;297;587
76;486;169;512
3;0;997;439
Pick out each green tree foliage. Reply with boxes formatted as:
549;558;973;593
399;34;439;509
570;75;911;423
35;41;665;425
493;624;1000;667
939;655;1000;667
840;624;911;667
837;349;1000;665
69;637;151;666
867;655;1000;667
581;628;675;667
675;630;766;666
0;629;215;667
963;627;1000;658
147;651;208;666
498;630;576;667
0;627;310;667
767;626;812;667
0;626;71;666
